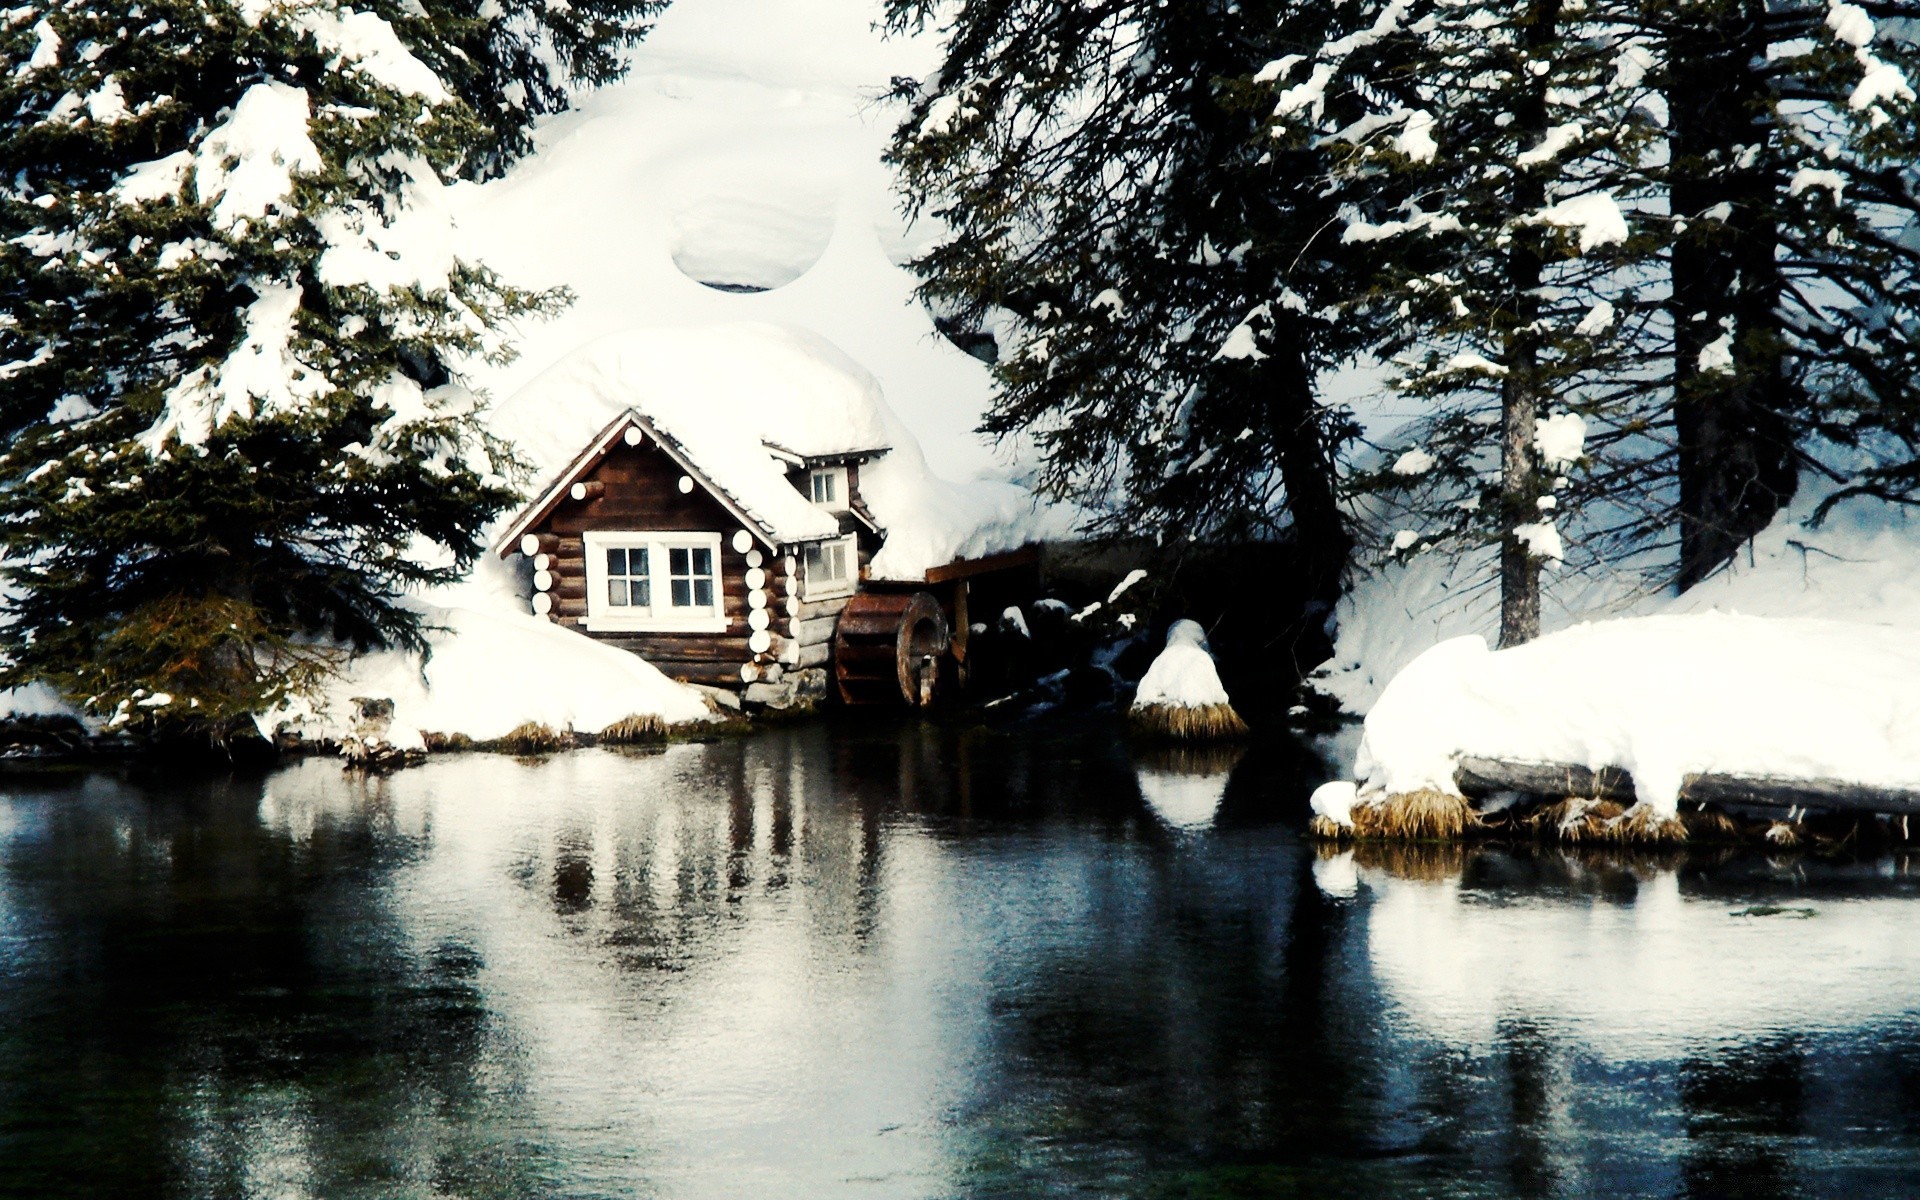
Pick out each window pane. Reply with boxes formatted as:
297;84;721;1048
633;547;649;577
608;578;629;606
804;544;822;573
691;547;712;577
607;547;627;576
693;579;713;608
671;579;691;607
830;543;848;580
633;579;651;608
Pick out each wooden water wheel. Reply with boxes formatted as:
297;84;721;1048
833;591;950;706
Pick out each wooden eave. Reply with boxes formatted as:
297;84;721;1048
919;544;1041;584
493;409;794;558
763;441;892;468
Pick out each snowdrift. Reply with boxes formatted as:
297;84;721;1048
1343;612;1920;819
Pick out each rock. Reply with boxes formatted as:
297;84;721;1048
688;683;744;712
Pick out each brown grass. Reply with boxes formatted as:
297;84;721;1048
497;721;569;755
1308;813;1353;841
599;713;668;744
1521;798;1688;845
1680;807;1744;843
1128;701;1250;742
420;731;474;753
1345;789;1480;841
1764;820;1803;848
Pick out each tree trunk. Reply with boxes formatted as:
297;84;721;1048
1499;0;1561;648
1262;329;1354;673
1668;3;1797;590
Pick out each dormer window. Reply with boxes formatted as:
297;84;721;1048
808;466;849;512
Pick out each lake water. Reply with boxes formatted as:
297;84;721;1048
4;718;1920;1198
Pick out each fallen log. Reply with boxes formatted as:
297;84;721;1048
1455;756;1920;817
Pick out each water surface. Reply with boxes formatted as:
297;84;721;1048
3;719;1920;1198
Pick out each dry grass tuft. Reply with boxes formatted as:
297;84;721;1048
1128;701;1250;743
1347;789;1480;841
1526;797;1630;842
599;713;668;744
1309;813;1353;841
1764;820;1802;848
1681;807;1745;843
420;731;473;753
498;721;568;755
1525;798;1689;845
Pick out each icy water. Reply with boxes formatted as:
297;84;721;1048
5;722;1920;1198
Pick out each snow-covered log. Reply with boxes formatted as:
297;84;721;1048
1455;757;1920;817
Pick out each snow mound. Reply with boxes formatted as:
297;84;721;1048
665;153;838;291
490;322;1069;579
274;596;714;745
1353;612;1920;817
1132;620;1232;709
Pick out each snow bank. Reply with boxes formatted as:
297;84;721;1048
490;322;1069;579
1315;481;1920;714
274;576;714;746
1352;613;1920;816
1132;620;1232;710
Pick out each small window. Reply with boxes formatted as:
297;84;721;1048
803;534;857;598
807;465;849;512
605;546;651;609
668;545;716;609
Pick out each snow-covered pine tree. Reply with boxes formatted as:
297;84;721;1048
401;0;665;178
1281;0;1666;645
0;0;567;737
885;0;1400;663
1647;1;1920;584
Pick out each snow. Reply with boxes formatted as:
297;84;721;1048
27;18;56;69
1696;331;1735;373
1132;620;1232;710
1533;412;1585;467
489;323;1067;577
1515;121;1580;168
273;570;714;746
1526;191;1629;252
193;82;323;232
1572;299;1614;335
446;0;1020;486
1348;612;1920;819
1828;2;1876;48
1511;519;1563;562
1391;448;1436;476
1213;321;1266;361
1790;167;1847;199
292;5;453;103
142;281;327;451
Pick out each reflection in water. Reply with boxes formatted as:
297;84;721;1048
1;725;1920;1197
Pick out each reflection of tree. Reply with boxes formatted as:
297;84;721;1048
1679;1039;1807;1200
0;769;550;1200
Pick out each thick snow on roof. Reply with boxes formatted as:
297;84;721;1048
447;0;1020;484
490;322;1067;576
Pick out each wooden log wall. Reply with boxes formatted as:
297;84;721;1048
1455;756;1920;817
524;437;812;687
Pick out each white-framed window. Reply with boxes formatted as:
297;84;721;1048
807;465;849;512
802;533;858;599
583;530;727;633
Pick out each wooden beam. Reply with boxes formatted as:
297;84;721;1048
920;544;1040;584
1455;756;1920;817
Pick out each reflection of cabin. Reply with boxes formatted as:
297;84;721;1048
494;408;1037;704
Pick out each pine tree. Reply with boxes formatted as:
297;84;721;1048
0;0;568;737
1646;0;1920;584
399;0;666;178
1283;0;1667;645
885;0;1402;666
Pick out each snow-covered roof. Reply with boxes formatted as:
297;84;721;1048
489;323;1073;579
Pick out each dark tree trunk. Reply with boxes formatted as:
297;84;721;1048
1668;3;1798;590
1499;0;1561;648
1242;332;1354;678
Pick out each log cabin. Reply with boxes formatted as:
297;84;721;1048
490;324;1052;704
